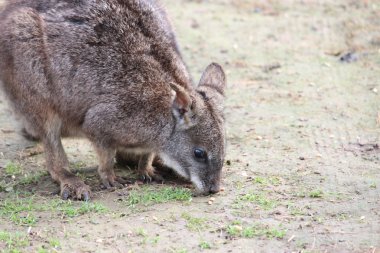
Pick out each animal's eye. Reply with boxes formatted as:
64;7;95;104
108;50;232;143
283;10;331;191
194;148;207;160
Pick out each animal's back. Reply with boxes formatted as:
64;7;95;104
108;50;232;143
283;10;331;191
0;0;191;123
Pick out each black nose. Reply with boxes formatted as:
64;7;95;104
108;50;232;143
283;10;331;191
209;185;220;194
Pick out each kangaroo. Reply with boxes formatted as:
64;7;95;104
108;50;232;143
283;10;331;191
0;0;226;200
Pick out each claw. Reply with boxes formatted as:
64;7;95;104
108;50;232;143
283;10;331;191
83;192;90;202
62;189;70;200
140;174;152;183
102;180;112;189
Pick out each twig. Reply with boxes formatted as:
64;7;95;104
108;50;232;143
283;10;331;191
288;235;295;242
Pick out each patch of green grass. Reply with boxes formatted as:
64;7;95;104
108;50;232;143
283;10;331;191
0;196;40;226
236;193;277;210
0;196;107;225
287;203;306;216
0;195;37;214
135;228;148;245
4;162;22;176
369;182;377;189
226;223;286;239
11;213;37;226
18;171;48;186
253;176;281;186
231;220;242;225
125;186;192;207
266;228;286;239
71;161;87;170
325;191;349;201
49;238;61;248
136;228;147;237
150;236;160;244
0;170;47;193
309;190;323;198
336;212;350;221
295;240;308;250
169;248;188;253
226;224;242;236
253;177;266;184
0;180;14;193
181;212;207;231
312;216;324;224
233;180;245;190
37;247;49;253
199;241;211;250
50;200;107;218
0;231;29;252
293;189;307;198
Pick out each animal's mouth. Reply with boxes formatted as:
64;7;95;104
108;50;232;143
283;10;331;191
191;186;219;196
190;176;221;196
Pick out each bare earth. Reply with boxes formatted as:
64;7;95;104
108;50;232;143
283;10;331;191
0;0;379;252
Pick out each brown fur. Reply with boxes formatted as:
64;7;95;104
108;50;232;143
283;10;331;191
0;0;226;199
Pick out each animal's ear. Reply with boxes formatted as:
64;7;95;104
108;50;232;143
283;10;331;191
198;63;226;95
170;83;194;129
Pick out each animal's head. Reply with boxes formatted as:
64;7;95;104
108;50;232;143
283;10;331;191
160;63;226;195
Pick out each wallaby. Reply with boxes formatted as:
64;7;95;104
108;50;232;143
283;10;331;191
0;0;226;200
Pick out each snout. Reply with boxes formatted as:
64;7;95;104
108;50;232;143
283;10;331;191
190;167;222;196
192;181;220;196
209;183;220;194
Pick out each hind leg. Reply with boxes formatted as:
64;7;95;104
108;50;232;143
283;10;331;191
0;8;90;200
42;114;91;200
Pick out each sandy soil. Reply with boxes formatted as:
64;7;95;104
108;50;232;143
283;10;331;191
0;0;379;252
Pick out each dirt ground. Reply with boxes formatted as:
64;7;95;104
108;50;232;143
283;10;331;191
0;0;379;252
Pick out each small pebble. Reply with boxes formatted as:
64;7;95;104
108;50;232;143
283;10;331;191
233;225;243;231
